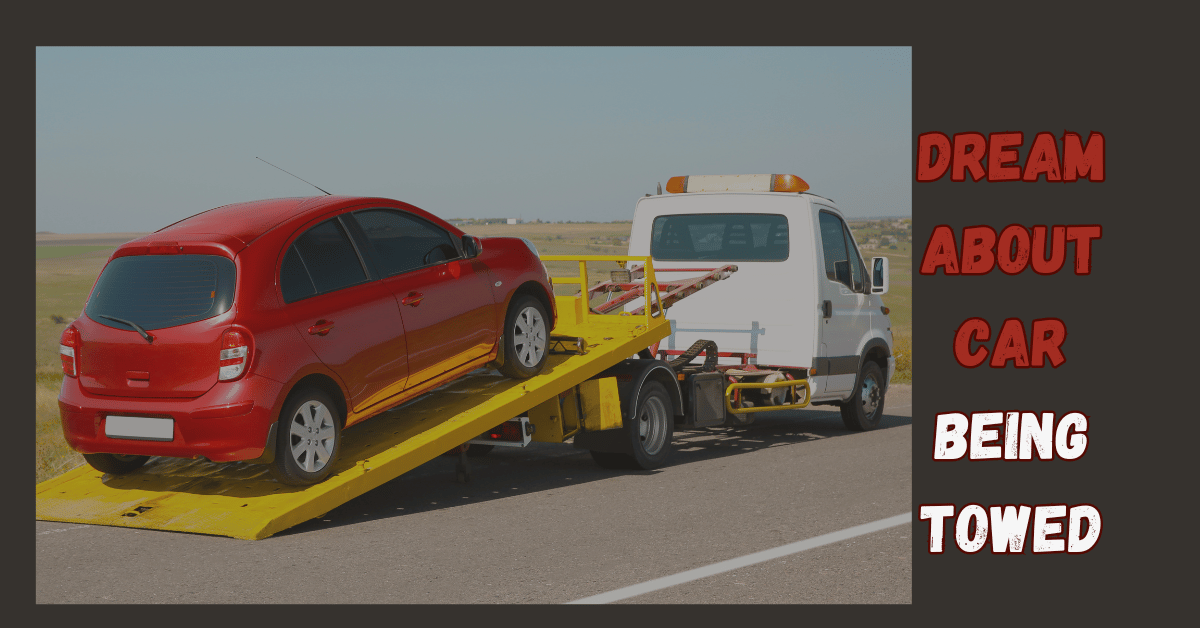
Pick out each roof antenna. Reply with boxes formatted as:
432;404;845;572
256;157;331;195
657;182;662;195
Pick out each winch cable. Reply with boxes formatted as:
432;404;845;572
668;339;719;372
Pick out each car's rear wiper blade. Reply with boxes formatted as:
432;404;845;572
97;315;154;343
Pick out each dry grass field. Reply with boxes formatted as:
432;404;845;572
34;221;912;483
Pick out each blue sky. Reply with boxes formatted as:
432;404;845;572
36;47;911;233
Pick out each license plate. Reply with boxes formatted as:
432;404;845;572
105;416;174;442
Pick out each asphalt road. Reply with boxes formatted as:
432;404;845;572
36;384;912;604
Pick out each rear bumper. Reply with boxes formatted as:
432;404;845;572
58;374;283;462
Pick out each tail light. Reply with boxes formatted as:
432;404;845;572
488;421;525;442
219;329;251;381
60;326;80;377
467;417;533;448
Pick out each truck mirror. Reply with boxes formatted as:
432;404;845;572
871;257;889;294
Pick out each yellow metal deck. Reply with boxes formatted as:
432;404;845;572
36;256;671;540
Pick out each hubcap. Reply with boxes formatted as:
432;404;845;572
860;374;880;417
512;306;547;367
289;400;336;473
637;395;669;456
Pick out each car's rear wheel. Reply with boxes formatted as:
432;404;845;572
270;388;342;486
83;453;149;475
497;295;549;379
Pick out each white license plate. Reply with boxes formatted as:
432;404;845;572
105;416;174;442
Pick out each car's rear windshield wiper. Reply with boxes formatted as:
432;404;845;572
97;315;155;343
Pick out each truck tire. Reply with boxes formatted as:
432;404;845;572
840;361;885;431
589;381;674;470
83;453;149;475
270;388;342;486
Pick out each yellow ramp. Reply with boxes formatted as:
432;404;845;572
36;309;670;540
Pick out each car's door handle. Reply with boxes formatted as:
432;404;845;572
402;292;424;307
822;300;833;319
308;320;335;336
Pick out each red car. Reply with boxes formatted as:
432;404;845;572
58;196;556;485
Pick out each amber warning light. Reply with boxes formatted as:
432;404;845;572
666;174;810;194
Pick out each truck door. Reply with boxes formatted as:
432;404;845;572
816;211;872;395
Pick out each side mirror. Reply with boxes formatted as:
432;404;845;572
871;257;889;294
462;235;482;259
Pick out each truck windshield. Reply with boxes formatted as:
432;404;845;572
650;213;789;261
85;254;236;331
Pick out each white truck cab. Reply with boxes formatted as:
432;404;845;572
627;174;894;430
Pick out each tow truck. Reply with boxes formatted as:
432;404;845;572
37;172;892;541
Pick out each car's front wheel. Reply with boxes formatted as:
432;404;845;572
270;388;342;486
497;295;549;379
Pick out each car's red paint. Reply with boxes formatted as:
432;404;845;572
59;196;555;463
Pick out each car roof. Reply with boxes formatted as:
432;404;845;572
149;196;341;244
115;195;464;260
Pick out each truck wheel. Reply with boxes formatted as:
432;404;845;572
840;361;885;431
589;381;674;470
270;388;342;486
497;295;549;379
83;453;149;475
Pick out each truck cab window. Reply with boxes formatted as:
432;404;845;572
842;223;866;293
650;213;788;261
818;212;852;288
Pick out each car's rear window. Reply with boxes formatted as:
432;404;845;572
650;213;789;261
86;254;236;331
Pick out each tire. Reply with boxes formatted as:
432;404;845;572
840;361;886;431
83;452;149;475
497;295;549;379
269;388;342;486
589;380;675;470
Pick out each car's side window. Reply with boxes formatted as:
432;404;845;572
285;218;369;299
280;245;317;303
352;209;459;277
818;211;852;289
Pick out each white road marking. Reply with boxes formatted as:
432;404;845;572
567;512;912;604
